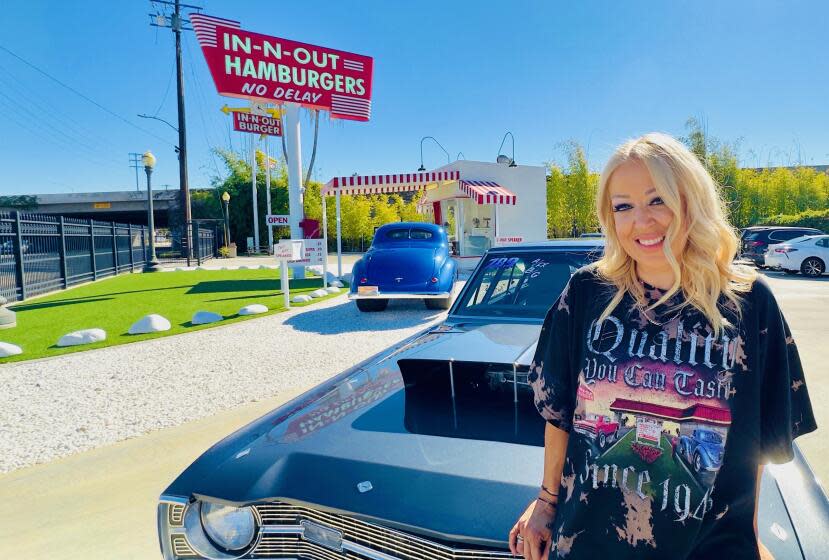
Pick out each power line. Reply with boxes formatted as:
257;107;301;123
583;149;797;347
0;44;175;147
182;33;221;178
0;62;120;155
152;64;175;117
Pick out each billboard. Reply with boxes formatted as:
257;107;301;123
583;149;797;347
233;111;282;136
189;13;373;121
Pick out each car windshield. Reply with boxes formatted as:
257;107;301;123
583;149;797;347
453;250;599;319
699;431;723;444
744;232;761;241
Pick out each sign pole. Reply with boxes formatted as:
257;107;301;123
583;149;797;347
251;134;260;252
335;188;342;279
284;102;305;279
264;135;273;253
321;193;329;288
281;259;290;309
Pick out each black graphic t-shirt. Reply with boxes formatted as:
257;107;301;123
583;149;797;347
528;268;817;559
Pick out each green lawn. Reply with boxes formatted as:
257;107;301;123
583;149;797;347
599;430;703;496
1;268;344;363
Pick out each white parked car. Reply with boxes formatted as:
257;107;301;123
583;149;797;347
764;235;829;277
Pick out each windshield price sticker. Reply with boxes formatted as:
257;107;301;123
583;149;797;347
190;13;373;121
484;257;520;270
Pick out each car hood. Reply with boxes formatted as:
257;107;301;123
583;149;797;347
163;322;545;548
162;321;822;557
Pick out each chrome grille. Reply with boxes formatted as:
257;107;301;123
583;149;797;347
170;534;197;557
256;536;357;560
254;502;514;560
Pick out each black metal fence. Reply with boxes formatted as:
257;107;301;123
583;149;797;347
155;221;220;266
0;211;218;303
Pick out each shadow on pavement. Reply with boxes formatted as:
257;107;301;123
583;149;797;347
284;299;444;335
187;278;322;294
761;271;829;283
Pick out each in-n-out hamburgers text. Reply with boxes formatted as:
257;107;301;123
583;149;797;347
190;13;373;121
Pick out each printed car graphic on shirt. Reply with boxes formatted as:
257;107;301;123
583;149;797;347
573;413;620;450
674;428;725;473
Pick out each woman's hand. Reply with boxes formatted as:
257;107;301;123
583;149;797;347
509;499;556;560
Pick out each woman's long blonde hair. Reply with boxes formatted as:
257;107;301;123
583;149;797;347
594;132;756;335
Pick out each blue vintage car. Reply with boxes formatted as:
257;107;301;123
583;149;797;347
157;240;829;560
676;428;726;473
348;222;457;312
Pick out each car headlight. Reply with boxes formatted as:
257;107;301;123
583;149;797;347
199;501;257;552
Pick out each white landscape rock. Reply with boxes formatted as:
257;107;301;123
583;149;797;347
291;294;312;303
0;342;22;357
259;264;275;270
238;304;268;316
191;311;223;325
128;314;171;335
309;289;329;298
325;286;341;294
57;328;106;347
329;280;344;288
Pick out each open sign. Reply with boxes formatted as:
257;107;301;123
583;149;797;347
266;215;290;226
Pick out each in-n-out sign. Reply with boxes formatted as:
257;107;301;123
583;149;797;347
266;214;290;226
233;112;282;136
189;13;373;121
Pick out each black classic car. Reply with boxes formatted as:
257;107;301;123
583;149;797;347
158;240;829;560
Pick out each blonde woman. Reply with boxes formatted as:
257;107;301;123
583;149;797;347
509;133;815;559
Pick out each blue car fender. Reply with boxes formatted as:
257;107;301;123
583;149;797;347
350;259;366;293
436;255;457;288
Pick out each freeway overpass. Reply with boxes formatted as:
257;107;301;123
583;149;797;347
2;190;183;227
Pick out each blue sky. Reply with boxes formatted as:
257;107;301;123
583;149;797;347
1;0;828;195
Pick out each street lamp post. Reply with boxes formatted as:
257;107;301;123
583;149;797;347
143;151;163;272
221;191;231;250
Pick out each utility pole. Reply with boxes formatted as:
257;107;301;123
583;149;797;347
148;0;200;254
128;153;142;192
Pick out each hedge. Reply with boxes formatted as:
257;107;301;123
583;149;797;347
757;208;829;232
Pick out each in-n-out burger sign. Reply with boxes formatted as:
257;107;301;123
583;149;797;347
189;13;373;121
233;111;282;136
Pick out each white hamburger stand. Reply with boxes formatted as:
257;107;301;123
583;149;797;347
321;160;547;277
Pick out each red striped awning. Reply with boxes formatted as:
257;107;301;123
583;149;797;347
609;398;732;425
459;180;517;205
322;171;460;196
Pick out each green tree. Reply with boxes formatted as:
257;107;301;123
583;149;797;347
0;195;39;211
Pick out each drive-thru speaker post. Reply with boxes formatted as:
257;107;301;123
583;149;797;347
273;240;303;308
189;12;374;280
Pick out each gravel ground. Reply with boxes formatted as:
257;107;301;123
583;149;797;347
0;294;446;473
